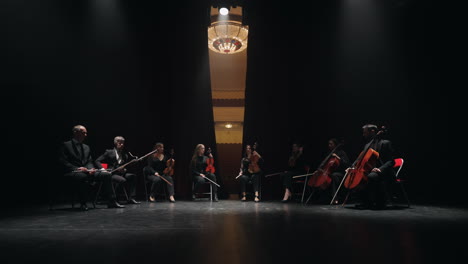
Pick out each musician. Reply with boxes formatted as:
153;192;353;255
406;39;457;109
191;144;218;202
58;125;121;210
354;124;395;209
280;142;307;202
237;143;263;202
326;138;350;204
95;136;140;205
143;142;176;203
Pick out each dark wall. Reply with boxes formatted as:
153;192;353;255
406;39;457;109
243;0;452;205
3;0;216;206
2;1;453;206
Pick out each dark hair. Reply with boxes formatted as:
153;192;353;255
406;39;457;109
329;138;339;146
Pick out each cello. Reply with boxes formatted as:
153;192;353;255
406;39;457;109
205;147;216;174
343;127;386;190
308;142;343;190
248;142;261;174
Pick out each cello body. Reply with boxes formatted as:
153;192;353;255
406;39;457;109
308;156;340;189
344;148;379;189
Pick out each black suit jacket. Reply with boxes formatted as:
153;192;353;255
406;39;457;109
373;139;396;176
59;139;94;172
95;149;134;170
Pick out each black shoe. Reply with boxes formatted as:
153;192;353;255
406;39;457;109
80;203;89;211
169;199;176;203
108;200;125;208
127;198;141;204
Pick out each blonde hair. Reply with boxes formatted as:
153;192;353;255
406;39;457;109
191;144;205;166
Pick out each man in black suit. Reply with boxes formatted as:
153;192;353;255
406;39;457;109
58;125;124;210
95;136;140;205
354;124;396;210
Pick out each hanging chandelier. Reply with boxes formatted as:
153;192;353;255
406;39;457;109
208;21;249;55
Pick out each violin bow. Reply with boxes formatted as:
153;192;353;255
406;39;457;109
110;149;158;173
202;174;220;187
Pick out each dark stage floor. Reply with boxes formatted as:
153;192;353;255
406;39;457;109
1;200;467;264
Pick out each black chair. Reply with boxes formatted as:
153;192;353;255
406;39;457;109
192;180;213;201
386;158;410;208
49;172;97;210
290;166;311;203
93;163;129;205
142;167;169;202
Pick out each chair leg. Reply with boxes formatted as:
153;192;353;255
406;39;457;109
305;188;316;205
301;177;309;204
210;184;213;201
94;182;103;206
143;177;149;202
123;186;129;201
399;183;411;208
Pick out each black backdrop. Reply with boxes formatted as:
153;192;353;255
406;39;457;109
2;0;454;208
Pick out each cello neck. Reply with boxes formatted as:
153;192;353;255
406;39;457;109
318;143;342;169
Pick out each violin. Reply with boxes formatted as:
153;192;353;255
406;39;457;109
163;148;175;176
205;147;216;174
308;142;343;190
344;127;386;189
248;142;261;174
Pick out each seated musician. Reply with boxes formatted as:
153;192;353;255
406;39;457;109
191;144;218;202
58;125;118;210
352;124;395;210
95;136;140;205
237;143;263;202
142;142;176;203
280;142;307;202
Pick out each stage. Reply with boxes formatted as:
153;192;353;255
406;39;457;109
1;200;467;264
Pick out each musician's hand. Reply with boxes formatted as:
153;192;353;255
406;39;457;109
371;168;381;173
89;168;97;175
155;172;160;176
332;153;341;159
208;153;213;158
77;167;88;172
200;173;205;178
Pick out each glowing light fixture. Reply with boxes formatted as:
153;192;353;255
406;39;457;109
208;21;248;54
225;123;233;129
219;7;229;15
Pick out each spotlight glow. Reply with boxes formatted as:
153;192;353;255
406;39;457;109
219;7;229;15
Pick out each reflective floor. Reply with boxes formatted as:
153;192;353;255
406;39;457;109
1;200;467;264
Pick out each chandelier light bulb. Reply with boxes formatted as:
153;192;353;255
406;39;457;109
219;7;229;15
